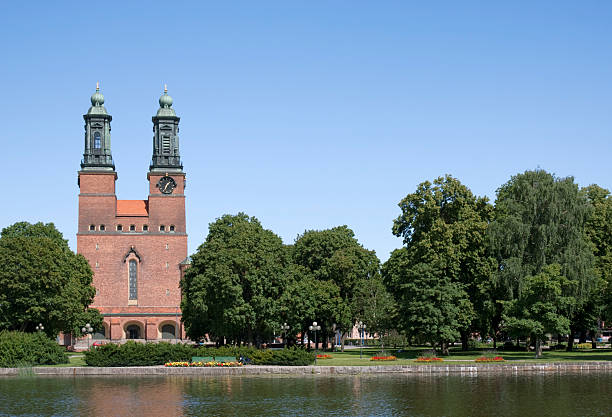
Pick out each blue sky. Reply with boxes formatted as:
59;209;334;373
1;1;611;261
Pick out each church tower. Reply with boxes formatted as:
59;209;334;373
81;82;114;171
150;85;182;172
77;85;187;343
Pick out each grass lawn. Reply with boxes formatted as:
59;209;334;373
312;346;612;366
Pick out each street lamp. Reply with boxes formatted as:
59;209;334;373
281;322;290;347
309;321;321;364
35;323;44;332
81;323;94;350
358;321;367;359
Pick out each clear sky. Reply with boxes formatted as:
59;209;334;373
1;1;611;261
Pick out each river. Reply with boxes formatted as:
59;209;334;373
0;373;610;416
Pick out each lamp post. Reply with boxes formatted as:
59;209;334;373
358;321;366;359
35;323;44;333
81;323;94;350
281;322;290;347
309;321;321;364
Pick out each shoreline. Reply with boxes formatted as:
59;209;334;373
2;362;612;376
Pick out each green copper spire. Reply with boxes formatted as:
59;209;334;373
87;82;108;115
156;84;176;117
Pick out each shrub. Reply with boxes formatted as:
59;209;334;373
0;331;68;367
84;343;314;367
247;347;315;366
84;342;194;367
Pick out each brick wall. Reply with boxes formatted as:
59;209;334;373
78;170;187;340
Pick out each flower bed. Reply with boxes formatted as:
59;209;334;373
415;357;443;362
370;356;397;361
475;356;504;363
165;361;243;367
316;354;332;359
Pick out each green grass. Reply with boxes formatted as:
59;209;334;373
312;346;612;366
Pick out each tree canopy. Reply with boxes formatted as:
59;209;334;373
384;175;493;351
293;226;380;344
0;222;101;337
180;213;289;345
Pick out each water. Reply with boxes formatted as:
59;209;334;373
0;373;610;416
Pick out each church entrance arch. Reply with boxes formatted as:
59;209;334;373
160;323;176;339
124;322;143;339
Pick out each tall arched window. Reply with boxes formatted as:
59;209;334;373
94;132;101;149
128;260;137;300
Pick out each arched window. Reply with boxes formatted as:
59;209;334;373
161;324;176;339
126;324;140;339
94;132;101;149
129;260;137;300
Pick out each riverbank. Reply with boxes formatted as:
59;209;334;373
2;362;612;376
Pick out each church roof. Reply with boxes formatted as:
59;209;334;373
117;200;149;217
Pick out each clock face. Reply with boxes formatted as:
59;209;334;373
157;176;177;194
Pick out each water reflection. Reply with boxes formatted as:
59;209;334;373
0;373;611;416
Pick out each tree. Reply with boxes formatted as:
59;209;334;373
352;275;396;353
293;226;380;349
502;264;574;358
385;175;494;351
383;248;472;354
583;185;612;325
488;170;597;350
0;222;101;337
279;266;345;349
180;213;289;345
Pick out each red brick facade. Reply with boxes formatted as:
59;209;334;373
77;171;188;340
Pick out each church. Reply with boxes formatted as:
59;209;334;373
76;84;188;341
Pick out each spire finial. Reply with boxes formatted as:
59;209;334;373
96;81;100;91
164;84;168;93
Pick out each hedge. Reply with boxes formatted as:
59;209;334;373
84;342;315;367
0;331;68;367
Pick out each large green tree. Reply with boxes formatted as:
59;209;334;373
293;226;380;348
180;213;289;346
502;264;574;358
0;222;101;337
384;175;494;351
488;170;596;350
576;184;612;346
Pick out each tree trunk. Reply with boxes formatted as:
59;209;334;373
460;330;469;351
566;328;575;352
535;339;542;359
591;330;598;349
579;330;587;344
493;334;497;350
441;341;449;356
341;332;346;352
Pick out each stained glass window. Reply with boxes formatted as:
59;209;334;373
129;260;137;300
